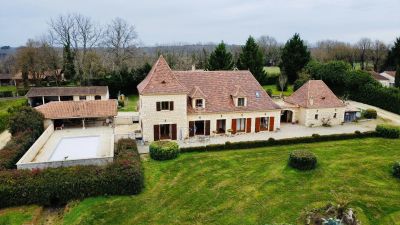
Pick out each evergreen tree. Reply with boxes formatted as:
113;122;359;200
207;42;234;70
62;37;76;81
386;37;400;70
396;65;400;88
280;33;311;83
237;36;266;84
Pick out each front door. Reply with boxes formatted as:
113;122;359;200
216;119;226;133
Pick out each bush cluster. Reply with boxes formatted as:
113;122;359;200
150;141;180;160
0;139;143;208
0;113;8;132
8;106;44;137
0;91;13;98
0;132;37;170
288;150;317;170
393;162;400;179
376;124;400;139
362;109;377;119
180;131;377;153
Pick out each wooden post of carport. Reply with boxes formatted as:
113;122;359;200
82;118;86;129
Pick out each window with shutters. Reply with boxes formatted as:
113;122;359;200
157;101;174;111
236;118;246;132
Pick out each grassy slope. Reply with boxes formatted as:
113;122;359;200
118;94;139;112
263;84;294;96
60;138;400;225
0;206;41;225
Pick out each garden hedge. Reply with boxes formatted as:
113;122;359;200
180;131;378;152
150;141;180;160
288;150;317;170
376;124;400;139
0;139;144;208
362;109;377;119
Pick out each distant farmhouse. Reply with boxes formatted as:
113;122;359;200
379;71;396;87
26;86;109;106
369;71;391;87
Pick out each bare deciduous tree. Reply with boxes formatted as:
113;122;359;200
356;38;372;70
257;35;281;66
103;17;138;71
371;40;388;72
278;73;288;98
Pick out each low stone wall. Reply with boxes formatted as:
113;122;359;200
17;157;113;170
16;123;54;165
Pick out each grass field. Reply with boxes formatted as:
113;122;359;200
264;66;281;76
263;84;294;96
118;94;139;112
0;98;26;114
1;138;395;224
0;86;17;93
0;206;40;225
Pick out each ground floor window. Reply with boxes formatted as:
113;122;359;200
194;121;205;135
236;118;246;132
260;117;269;131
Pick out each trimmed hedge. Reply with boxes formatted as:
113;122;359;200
150;141;180;160
180;131;378;153
0;139;143;208
288;150;317;170
362;109;377;119
393;162;400;179
376;124;400;139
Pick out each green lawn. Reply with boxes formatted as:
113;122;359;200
54;138;400;224
0;98;27;114
263;84;294;96
118;94;139;112
0;206;40;225
0;86;16;93
264;66;281;76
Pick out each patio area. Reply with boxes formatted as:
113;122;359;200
177;119;379;148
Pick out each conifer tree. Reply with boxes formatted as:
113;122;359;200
207;42;234;70
237;36;266;84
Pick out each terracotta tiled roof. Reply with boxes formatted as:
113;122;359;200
284;80;345;109
231;85;248;97
174;71;281;113
35;100;117;119
383;71;396;77
137;55;187;95
369;71;389;81
0;74;12;80
26;86;108;97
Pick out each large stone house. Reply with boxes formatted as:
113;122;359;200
137;56;281;142
281;80;346;127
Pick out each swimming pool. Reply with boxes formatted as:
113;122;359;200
49;136;100;161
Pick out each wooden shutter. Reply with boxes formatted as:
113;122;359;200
170;101;174;111
205;120;210;136
246;118;251;133
154;125;160;141
156;102;161;111
255;118;260;133
269;117;275;131
231;119;237;134
171;124;177;140
189;121;195;137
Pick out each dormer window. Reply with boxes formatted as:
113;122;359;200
195;99;204;108
237;97;245;107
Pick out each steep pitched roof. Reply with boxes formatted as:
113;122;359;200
189;86;207;98
174;71;281;113
35;100;117;119
284;80;345;109
26;86;108;97
137;55;187;95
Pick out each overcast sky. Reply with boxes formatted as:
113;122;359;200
1;0;400;47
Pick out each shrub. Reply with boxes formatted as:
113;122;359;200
362;109;377;119
288;150;317;170
118;99;125;107
150;141;180;160
0;131;37;170
180;131;377;153
393;162;400;178
8;106;44;138
376;124;400;138
0;113;8;133
0;139;143;208
266;89;273;97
